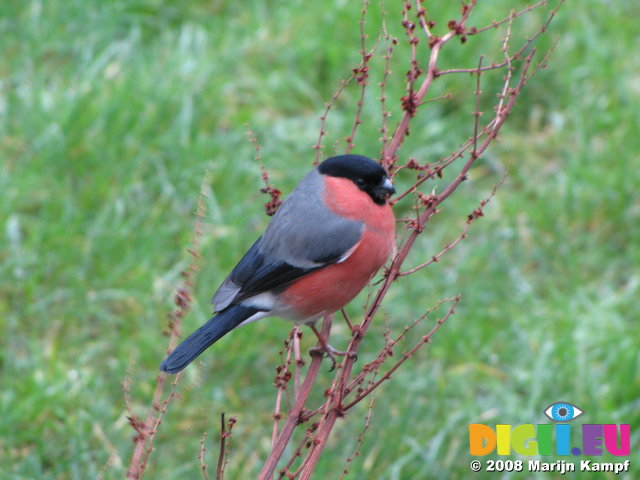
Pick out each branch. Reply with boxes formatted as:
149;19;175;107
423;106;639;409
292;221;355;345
212;413;236;480
258;314;334;479
337;396;375;480
281;3;558;474
126;171;211;479
469;0;548;35
271;327;299;447
383;0;477;168
344;296;460;410
345;0;374;153
436;0;561;76
398;173;505;277
200;432;210;480
313;37;380;163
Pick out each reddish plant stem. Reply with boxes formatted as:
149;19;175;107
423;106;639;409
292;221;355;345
258;315;334;480
336;396;374;480
469;0;548;35
215;414;226;480
345;0;372;153
437;1;561;76
272;330;296;447
383;0;476;169
296;35;539;480
127;171;211;479
200;432;210;480
343;297;460;410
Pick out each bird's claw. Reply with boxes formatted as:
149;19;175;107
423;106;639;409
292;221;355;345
309;344;357;371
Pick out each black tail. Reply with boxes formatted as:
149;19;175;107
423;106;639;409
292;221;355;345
160;305;260;373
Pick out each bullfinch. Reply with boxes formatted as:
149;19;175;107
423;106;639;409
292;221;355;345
160;154;395;373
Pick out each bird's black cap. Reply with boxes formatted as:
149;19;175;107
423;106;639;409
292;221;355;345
318;154;395;205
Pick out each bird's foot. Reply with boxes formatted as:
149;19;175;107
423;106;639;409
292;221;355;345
308;324;357;371
309;343;357;371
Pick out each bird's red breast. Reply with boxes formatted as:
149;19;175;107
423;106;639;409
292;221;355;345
280;176;395;320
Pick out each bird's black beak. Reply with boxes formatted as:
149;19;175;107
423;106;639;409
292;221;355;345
381;176;395;196
372;176;395;204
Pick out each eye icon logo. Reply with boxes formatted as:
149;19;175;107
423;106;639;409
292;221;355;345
544;402;583;422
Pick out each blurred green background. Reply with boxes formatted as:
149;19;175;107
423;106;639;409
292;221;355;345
1;0;638;478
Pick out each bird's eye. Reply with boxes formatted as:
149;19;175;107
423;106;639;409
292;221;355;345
355;178;366;187
544;402;583;422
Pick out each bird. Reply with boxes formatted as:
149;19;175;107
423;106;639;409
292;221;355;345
160;154;396;373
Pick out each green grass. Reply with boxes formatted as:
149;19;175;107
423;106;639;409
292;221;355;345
1;0;638;478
